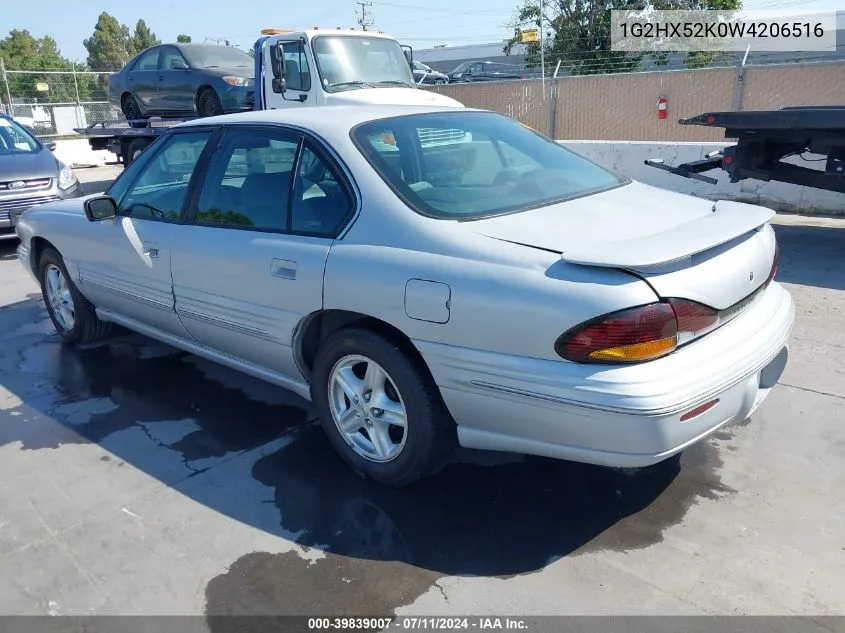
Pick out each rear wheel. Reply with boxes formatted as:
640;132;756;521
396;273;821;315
121;94;146;129
124;138;151;167
197;88;224;117
311;328;457;487
39;248;112;345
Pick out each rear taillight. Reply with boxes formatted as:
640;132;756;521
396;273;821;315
669;299;719;345
555;299;726;364
554;303;677;363
556;247;780;365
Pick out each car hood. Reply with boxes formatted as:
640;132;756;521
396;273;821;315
325;87;463;107
468;180;777;310
203;66;254;79
29;195;92;216
0;150;58;182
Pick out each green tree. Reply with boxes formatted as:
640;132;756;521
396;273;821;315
131;19;160;54
83;12;134;71
176;34;192;43
0;29;83;104
505;0;741;76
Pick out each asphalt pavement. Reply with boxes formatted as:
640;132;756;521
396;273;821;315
0;166;842;619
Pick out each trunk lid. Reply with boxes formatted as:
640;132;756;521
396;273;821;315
468;181;777;310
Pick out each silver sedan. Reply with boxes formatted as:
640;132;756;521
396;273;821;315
14;105;795;486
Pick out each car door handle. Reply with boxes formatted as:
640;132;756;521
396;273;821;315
271;258;297;280
143;241;160;258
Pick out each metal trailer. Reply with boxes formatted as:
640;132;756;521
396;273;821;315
644;106;845;194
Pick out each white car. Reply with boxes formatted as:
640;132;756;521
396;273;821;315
15;105;795;486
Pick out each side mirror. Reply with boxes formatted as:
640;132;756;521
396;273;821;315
272;76;286;94
270;44;284;80
46;141;57;151
401;45;413;68
171;59;189;70
84;196;117;222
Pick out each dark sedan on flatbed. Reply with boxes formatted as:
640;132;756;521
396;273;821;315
108;43;255;124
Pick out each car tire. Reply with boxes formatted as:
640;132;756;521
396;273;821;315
311;327;457;487
435;79;446;85
124;138;150;167
197;88;224;118
121;94;146;129
38;247;112;345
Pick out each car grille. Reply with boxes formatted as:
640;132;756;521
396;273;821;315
0;194;60;221
0;178;52;192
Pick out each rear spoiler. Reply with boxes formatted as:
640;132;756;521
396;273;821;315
560;201;775;269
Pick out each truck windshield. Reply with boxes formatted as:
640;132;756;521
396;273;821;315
312;36;415;92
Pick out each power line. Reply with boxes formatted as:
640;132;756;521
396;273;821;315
356;1;375;31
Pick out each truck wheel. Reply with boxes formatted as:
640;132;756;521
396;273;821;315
124;138;150;167
121;94;146;129
39;247;112;345
311;328;457;487
197;88;224;118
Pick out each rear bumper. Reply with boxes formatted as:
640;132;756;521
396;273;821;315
416;281;795;467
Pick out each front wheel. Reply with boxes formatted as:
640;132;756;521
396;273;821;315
311;328;456;487
39;248;112;345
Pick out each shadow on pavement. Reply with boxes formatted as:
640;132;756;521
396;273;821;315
773;223;845;292
0;300;736;614
0;240;18;261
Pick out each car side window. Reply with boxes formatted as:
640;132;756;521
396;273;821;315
194;128;299;231
159;47;188;70
135;49;160;71
116;131;212;221
472;63;483;73
282;42;311;92
291;145;353;237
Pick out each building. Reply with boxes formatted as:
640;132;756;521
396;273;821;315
414;41;527;74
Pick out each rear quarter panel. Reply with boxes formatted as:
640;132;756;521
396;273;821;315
320;158;660;362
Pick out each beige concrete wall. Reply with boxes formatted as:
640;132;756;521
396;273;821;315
427;62;845;142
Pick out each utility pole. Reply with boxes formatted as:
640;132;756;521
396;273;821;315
356;1;374;31
539;0;545;95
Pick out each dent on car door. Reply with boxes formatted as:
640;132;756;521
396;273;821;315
171;126;354;379
75;129;214;337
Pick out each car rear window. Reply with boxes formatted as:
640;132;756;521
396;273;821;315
351;111;624;220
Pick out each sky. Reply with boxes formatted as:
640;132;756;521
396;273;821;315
3;0;843;64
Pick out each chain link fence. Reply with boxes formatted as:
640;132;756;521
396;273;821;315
0;66;124;137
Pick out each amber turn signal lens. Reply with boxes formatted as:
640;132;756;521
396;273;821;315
587;337;677;362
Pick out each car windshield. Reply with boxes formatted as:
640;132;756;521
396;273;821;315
181;45;253;69
452;63;472;73
312;35;415;91
352;111;625;220
0;117;40;154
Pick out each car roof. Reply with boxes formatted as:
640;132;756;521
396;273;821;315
176;105;489;137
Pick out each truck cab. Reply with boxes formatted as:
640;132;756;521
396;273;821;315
255;29;463;110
